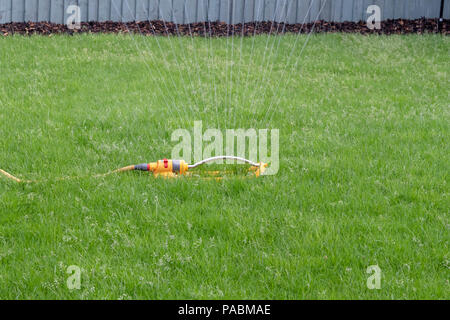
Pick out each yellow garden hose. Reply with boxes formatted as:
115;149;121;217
0;165;136;184
0;169;24;183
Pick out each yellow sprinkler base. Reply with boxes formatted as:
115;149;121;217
141;157;267;178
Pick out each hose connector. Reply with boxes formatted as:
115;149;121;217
135;160;189;177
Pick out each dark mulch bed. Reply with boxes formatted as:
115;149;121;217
1;19;448;37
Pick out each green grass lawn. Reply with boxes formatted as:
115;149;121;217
0;33;448;299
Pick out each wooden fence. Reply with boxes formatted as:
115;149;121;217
0;0;448;24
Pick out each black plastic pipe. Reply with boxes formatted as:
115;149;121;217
439;0;445;32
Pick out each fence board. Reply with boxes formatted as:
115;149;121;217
424;0;439;18
264;0;276;21
25;0;39;22
148;0;158;20
274;0;283;22
122;0;136;21
49;0;63;23
12;0;25;22
160;0;172;21
393;0;403;19
331;0;342;21
88;0;99;21
310;0;322;22
410;0;423;19
209;0;220;21
243;0;254;22
309;0;319;22
172;0;183;23
254;0;265;21
319;0;332;21
286;0;297;23
445;0;450;19
232;0;245;23
274;0;287;22
135;0;147;20
417;0;439;18
220;0;231;23
0;0;12;24
110;0;123;21
185;0;197;23
360;0;369;21
351;0;364;22
197;0;207;22
297;0;310;23
383;0;394;19
98;0;111;21
341;0;354;22
79;0;89;21
428;0;442;18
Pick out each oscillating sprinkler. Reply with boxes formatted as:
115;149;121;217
117;156;267;178
0;156;268;183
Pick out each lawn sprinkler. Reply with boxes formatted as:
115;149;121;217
0;156;268;183
131;156;267;178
